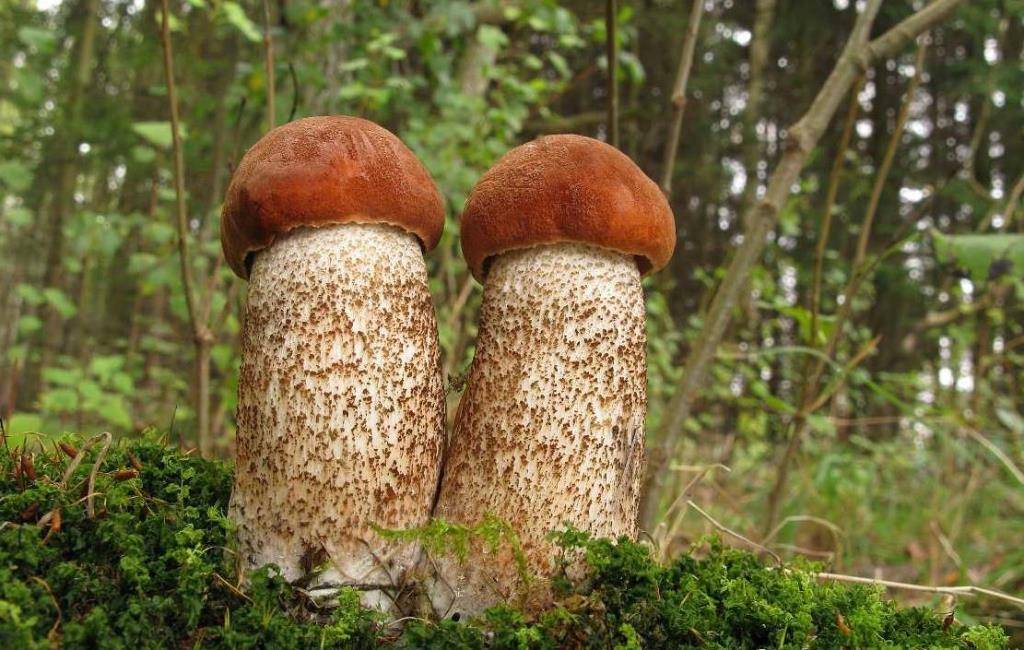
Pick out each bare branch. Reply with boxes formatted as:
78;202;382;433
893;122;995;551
159;0;216;455
963;427;1024;487
809;74;864;341
158;0;200;336
262;0;276;130
659;0;705;195
640;0;967;528
863;0;964;63
606;0;619;148
854;43;927;265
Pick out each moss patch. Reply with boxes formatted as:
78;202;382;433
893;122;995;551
0;434;1010;648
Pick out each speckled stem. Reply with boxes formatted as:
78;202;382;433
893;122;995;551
430;243;647;616
229;223;445;611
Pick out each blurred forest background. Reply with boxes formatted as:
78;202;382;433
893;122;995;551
1;0;1022;631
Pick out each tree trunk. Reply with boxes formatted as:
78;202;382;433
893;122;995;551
24;0;101;403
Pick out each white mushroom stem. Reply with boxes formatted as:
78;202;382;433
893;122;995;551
431;242;646;616
229;223;444;612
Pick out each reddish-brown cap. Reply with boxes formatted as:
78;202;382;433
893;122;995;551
460;134;675;281
221;116;445;278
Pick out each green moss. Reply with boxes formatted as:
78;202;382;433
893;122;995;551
0;435;1010;648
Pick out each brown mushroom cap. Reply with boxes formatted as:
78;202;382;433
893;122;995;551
221;115;445;278
460;134;675;281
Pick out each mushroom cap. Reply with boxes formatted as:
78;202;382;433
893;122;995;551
221;115;445;278
460;134;675;281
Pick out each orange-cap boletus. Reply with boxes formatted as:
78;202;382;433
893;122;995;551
431;134;675;615
222;116;446;611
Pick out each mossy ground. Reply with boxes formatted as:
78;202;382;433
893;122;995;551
0;433;1010;648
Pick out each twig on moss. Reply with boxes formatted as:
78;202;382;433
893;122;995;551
665;464;731;521
812;572;1024;610
86;432;112;519
30;576;62;639
773;543;834;560
686;500;782;566
158;0;217;456
60;431;103;486
214;572;254;604
763;514;844;559
654;464;730;560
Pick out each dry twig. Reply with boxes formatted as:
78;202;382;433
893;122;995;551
813;572;1024;610
659;0;705;195
686;500;782;566
262;0;275;130
86;431;112;519
605;0;619;147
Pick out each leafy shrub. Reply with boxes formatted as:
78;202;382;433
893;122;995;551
0;435;1009;648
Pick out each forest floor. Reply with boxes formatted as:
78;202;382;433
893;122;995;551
0;431;1013;648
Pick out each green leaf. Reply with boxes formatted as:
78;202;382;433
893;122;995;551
110;372;135;395
221;1;262;42
6;412;43;435
547;51;570;78
131;145;156;163
17;26;56;52
43;287;77;318
0;160;32;192
42;367;81;387
13;69;44;104
16;284;43;305
478;25;509;50
807;414;837;437
16;315;41;335
4;207;33;227
750;381;796;414
40;387;79;412
97;396;133;429
90;355;125;381
131;122;187;149
143;221;176;244
932;229;1024;283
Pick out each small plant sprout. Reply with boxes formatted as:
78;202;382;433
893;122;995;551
221;116;446;611
431;134;676;615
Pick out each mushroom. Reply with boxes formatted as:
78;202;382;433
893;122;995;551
430;134;675;615
221;116;446;610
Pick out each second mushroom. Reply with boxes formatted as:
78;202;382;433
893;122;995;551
431;134;676;615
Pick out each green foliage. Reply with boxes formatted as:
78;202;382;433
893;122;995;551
0;438;1009;648
932;230;1024;285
